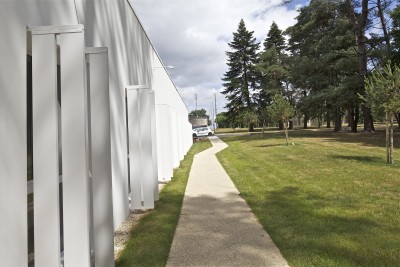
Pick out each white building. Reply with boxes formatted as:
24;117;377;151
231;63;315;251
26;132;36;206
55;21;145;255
0;1;192;266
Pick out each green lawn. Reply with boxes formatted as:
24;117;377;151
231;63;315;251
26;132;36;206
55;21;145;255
217;129;400;267
116;139;212;267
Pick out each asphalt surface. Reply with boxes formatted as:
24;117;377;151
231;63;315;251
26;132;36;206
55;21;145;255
166;136;290;267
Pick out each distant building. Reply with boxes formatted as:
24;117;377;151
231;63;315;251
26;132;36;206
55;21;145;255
189;117;208;128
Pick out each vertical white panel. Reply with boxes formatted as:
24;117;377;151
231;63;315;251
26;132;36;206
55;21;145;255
155;105;165;181
156;105;173;181
86;48;115;267
188;122;193;151
164;106;174;179
127;87;155;210
0;24;27;267
149;91;159;200
127;89;141;209
178;114;184;161
186;123;191;153
58;32;91;267
138;89;154;209
171;110;179;168
32;33;61;267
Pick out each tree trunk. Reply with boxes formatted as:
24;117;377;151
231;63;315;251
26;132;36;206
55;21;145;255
249;122;255;132
278;120;284;130
377;0;391;53
348;106;357;132
389;113;394;164
355;101;360;129
348;107;354;131
386;112;390;163
303;115;308;129
334;108;342;132
395;113;400;129
363;106;375;132
326;111;331;128
347;0;374;132
262;121;265;136
318;115;322;128
289;120;293;130
284;120;289;146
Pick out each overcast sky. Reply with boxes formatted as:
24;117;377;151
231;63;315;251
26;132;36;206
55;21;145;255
132;0;304;115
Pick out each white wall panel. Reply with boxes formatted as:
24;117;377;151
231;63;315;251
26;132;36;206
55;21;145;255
155;105;165;180
0;6;28;266
156;104;173;181
31;32;61;267
126;87;141;209
178;114;184;161
127;86;154;210
138;88;155;209
149;91;159;200
171;110;179;168
85;47;114;267
58;28;91;267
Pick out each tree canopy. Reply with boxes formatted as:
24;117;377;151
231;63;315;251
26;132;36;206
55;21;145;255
222;19;260;132
221;2;400;132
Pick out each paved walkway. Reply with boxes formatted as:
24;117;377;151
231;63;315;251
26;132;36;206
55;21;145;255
167;136;290;267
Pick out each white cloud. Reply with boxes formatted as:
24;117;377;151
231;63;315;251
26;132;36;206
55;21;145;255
132;0;300;113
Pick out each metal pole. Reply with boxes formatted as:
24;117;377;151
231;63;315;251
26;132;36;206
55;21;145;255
195;93;198;117
214;93;217;132
211;102;215;132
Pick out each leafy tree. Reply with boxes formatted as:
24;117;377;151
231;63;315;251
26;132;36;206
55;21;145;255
189;108;208;119
222;19;260;132
390;4;400;126
259;108;272;135
363;63;400;164
390;4;400;66
286;0;359;132
215;112;230;128
268;94;295;145
343;0;375;132
240;110;258;134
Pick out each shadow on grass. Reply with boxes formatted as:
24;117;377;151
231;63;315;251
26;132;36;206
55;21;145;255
254;143;291;148
330;155;383;163
220;128;400;149
155;186;394;267
246;186;398;266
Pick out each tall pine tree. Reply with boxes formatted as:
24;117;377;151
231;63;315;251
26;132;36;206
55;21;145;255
222;19;260;132
258;22;288;101
264;21;286;54
257;22;290;129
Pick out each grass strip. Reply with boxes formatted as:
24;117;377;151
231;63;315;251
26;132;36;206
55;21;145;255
115;139;212;267
217;129;400;267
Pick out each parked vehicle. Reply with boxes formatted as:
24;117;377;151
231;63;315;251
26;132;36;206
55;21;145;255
192;126;214;137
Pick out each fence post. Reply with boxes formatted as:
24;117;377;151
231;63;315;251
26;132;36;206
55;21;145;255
57;26;91;267
85;47;114;267
31;31;61;267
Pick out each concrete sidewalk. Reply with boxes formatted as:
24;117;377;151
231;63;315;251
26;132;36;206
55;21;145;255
167;136;290;267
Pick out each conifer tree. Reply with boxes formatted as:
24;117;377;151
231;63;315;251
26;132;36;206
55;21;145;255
257;22;290;129
263;21;286;54
222;19;260;132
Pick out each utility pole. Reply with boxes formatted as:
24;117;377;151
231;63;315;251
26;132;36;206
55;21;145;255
214;93;217;132
195;93;198;117
211;102;215;132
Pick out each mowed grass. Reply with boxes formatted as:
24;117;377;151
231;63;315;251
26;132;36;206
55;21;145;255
217;129;400;267
116;139;212;267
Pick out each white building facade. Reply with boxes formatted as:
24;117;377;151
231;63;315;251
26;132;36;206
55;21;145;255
0;1;192;266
